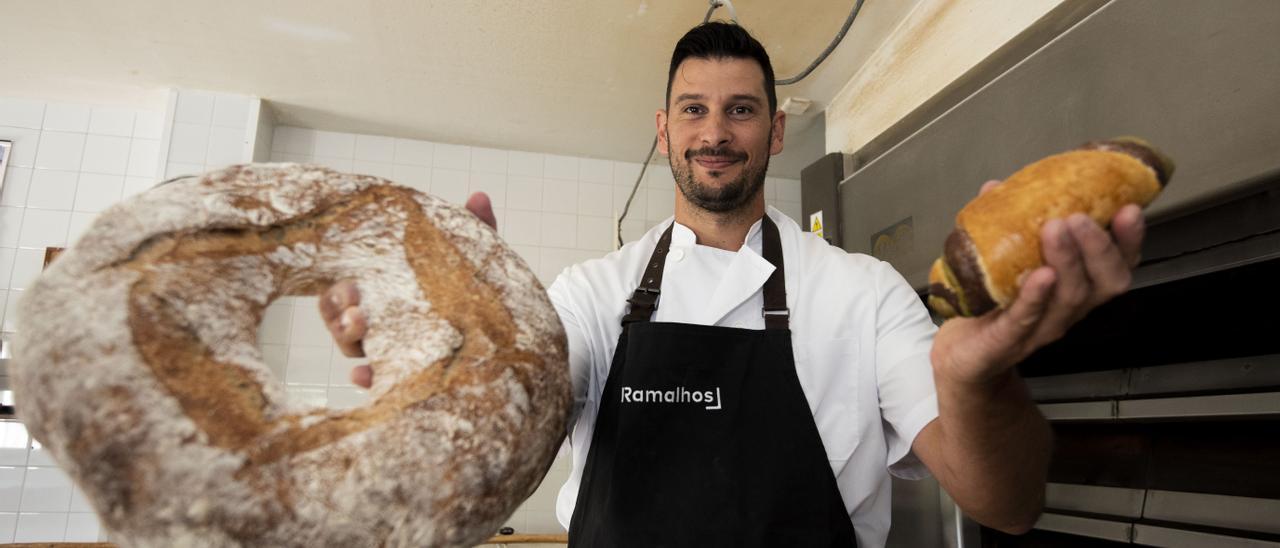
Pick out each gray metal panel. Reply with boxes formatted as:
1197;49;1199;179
800;152;846;247
1118;392;1280;419
1133;228;1280;289
1029;354;1280;403
1039;400;1115;421
1128;354;1280;396
886;475;944;547
1143;490;1280;536
839;0;1280;289
1133;524;1280;547
1027;369;1129;402
1045;483;1145;518
1033;513;1133;542
1042;392;1280;421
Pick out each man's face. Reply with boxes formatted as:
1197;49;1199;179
658;57;785;213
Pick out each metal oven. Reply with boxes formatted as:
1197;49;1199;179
803;0;1280;545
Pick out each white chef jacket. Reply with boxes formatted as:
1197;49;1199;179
548;206;940;548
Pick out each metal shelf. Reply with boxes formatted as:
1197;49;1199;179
1039;400;1114;421
1133;228;1280;291
1027;354;1280;403
1144;490;1280;536
1045;483;1145;519
1132;524;1280;547
1034;513;1133;543
1040;391;1280;421
1119;392;1280;420
1038;485;1280;542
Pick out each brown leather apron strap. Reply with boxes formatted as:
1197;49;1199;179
760;215;790;330
621;222;675;325
623;215;789;330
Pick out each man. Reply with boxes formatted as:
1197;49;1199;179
323;22;1145;547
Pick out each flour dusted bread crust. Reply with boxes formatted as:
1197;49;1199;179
928;138;1174;318
11;164;571;547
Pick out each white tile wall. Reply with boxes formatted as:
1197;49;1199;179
25;170;77;210
73;173;126;213
355;134;395;162
0;466;24;511
0;95;165;543
211;95;251;130
42;103;91;133
14;512;68;542
88;107;136;137
160;90;255;180
0;512;17;543
34;132;86;171
0;249;14;290
0;420;114;543
0;99;47;129
64;513;102;541
20;467;74;512
80;135;132;175
0;167;31;207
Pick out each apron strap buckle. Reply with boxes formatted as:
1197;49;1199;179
623;289;661;324
762;306;790;330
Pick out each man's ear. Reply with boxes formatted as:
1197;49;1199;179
656;109;670;157
770;110;786;156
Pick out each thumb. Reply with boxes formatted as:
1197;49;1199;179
350;364;373;389
466;192;497;230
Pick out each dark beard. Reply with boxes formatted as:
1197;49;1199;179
670;137;769;214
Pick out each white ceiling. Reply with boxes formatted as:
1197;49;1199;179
3;1;920;177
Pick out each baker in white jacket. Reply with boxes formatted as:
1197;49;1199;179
322;22;1147;548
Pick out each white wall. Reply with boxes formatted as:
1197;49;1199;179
0;91;804;541
825;0;1069;155
158;89;260;180
0;95;166;543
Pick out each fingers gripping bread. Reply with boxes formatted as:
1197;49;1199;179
928;137;1174;318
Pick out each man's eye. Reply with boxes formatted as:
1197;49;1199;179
730;106;753;117
683;105;705;115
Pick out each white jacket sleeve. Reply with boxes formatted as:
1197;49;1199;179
546;273;596;432
872;259;940;479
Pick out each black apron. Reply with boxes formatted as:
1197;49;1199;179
568;216;858;547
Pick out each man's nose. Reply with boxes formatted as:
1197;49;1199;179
699;112;733;148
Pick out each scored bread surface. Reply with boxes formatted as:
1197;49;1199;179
12;164;571;547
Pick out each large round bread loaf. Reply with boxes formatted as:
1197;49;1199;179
10;164;571;547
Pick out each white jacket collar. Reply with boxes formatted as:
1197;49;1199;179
666;210;778;325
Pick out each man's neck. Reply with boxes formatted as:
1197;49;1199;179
673;195;766;251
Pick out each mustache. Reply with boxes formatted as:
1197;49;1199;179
685;147;748;162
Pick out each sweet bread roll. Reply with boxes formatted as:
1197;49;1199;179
928;137;1174;318
11;164;571;547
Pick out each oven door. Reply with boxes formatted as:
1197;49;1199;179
818;1;1280;546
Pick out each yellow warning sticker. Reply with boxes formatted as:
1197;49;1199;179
809;210;824;238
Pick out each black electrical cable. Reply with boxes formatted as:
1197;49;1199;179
615;137;658;248
777;0;864;85
615;0;862;248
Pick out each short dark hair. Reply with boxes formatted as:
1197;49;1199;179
666;22;777;113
